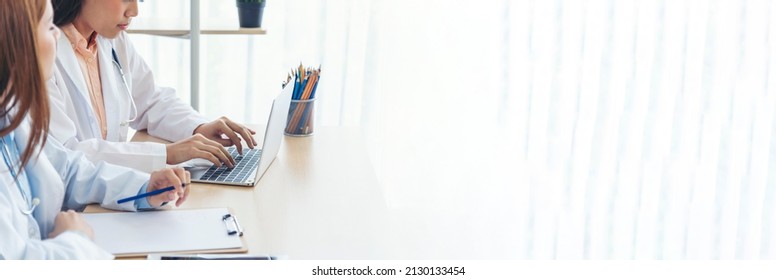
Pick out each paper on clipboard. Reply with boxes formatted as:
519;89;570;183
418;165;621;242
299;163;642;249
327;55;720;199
82;208;245;256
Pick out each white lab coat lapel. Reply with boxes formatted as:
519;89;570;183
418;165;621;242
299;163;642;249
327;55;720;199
96;38;127;142
55;35;102;139
16;122;64;239
55;36;89;101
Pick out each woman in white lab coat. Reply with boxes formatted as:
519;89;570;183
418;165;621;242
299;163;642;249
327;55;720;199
1;0;189;259
47;0;258;173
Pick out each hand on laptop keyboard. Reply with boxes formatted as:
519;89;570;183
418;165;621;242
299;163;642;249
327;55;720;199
166;134;236;168
199;147;262;183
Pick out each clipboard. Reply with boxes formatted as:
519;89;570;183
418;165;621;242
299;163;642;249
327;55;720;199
82;207;247;257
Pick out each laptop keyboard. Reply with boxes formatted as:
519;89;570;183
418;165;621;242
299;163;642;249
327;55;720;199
198;147;262;183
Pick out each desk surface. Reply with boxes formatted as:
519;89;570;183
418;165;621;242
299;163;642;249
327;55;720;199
89;126;392;259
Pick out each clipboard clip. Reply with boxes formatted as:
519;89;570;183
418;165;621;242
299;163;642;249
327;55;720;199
222;214;244;236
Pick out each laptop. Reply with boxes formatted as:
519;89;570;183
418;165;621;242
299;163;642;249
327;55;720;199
188;84;293;186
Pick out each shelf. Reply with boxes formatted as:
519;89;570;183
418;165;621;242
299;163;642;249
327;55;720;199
129;0;269;111
127;17;266;37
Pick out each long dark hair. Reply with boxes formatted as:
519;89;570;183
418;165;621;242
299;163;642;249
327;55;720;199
52;0;83;27
0;0;50;170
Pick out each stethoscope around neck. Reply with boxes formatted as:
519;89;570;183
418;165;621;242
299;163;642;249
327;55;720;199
0;130;40;216
111;48;138;127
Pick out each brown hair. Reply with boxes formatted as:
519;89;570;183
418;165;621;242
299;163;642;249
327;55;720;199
0;0;50;172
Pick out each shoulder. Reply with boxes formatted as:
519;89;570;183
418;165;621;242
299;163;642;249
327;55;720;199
46;67;67;98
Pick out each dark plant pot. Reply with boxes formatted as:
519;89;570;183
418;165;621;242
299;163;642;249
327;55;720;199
237;2;265;28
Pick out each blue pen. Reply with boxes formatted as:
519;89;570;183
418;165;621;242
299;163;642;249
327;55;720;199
117;184;186;204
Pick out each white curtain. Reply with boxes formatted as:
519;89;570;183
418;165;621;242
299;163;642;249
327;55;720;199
132;0;776;259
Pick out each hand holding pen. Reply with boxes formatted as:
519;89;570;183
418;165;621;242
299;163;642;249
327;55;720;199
118;167;191;207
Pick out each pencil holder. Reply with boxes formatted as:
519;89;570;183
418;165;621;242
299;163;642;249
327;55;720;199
285;98;315;136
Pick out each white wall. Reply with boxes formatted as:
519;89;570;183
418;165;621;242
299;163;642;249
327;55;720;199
131;0;776;259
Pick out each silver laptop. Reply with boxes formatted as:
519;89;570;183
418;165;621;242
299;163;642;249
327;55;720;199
188;85;293;186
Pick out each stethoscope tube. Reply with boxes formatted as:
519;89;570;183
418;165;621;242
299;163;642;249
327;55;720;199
0;130;39;215
111;48;137;126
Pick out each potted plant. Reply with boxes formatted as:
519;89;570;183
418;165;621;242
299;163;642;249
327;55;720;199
236;0;266;28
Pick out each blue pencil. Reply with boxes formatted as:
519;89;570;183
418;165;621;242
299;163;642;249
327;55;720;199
293;74;301;100
299;76;309;99
117;184;185;204
310;74;320;99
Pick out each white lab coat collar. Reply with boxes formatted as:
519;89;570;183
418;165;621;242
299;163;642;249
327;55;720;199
55;35;89;106
56;34;132;142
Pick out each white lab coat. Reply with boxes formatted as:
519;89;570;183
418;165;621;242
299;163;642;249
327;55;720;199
0;119;150;259
47;31;208;173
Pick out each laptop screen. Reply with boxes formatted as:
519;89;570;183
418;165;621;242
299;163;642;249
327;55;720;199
254;83;294;181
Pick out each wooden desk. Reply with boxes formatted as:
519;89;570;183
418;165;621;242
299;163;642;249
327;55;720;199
88;126;391;259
